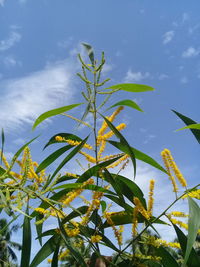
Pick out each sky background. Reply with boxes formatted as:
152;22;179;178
0;0;200;266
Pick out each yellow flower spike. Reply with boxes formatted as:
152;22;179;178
91;235;102;243
182;189;200;200
55;136;63;142
162;149;187;188
103;212;122;245
147;179;155;217
132;206;139;236
97;106;124;141
65;172;78;178
58;249;70;260
0;152;10;169
97;140;106;159
79;151;96;163
107;154;129;169
169;211;188;217
161;150;179;193
99;123;126;141
133;197;150;220
34;207;49;215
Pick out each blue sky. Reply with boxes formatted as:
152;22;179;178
0;0;200;265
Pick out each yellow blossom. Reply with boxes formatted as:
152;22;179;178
133;197;150;220
91;235;102;243
147;179;155;216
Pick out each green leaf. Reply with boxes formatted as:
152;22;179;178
1;128;5;165
102;115;136;178
184;197;200;264
35;214;44;246
20;205;31;267
172;110;200;144
155;246;179;267
76;154;123;183
51;240;60;267
62;206;89;224
105;83;154;92
107;99;143;112
108;173;146;208
173;224;200;266
36;145;72;173
30;235;59;267
58;218;87;267
50;135;89;181
32;103;83;130
103;169;125;206
82;43;95;65
108;140;167;174
43;133;82;149
177;123;200;131
53;183;116;196
100;201;107;213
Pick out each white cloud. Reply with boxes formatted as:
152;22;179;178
182;47;200;58
124;69;150;83
158;74;169;80
0;60;77;130
0;0;6;6
182;12;190;23
3;55;22;68
180;76;188;84
162;31;175;45
0;31;21;51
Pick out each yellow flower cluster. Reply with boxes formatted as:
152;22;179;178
107;154;129;169
62;178;94;206
58;249;70;260
65;172;78;178
146;235;181;249
97;106;124;139
182;189;200;200
65;221;80;237
34;207;49;215
169;211;188;217
147;179;155;217
133;254;161;261
132;206;139;236
55;136;92;150
91;235;102;243
133;197;150;220
167;215;188;230
99;123;126;141
81;190;104;226
79;151;96;164
103;211;123;245
161;149;187;188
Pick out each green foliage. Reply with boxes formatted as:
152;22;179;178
0;44;199;267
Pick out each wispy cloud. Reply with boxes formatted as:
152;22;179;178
162;31;175;45
124;69;150;83
158;74;169;80
0;0;6;7
3;55;22;68
182;12;190;23
0;60;77;130
182;47;200;58
0;31;21;51
180;76;188;84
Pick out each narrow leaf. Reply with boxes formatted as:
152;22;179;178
76;154;123;183
184;197;200;264
51;240;60;267
105;83;154;92
1;128;5;164
172;110;200;144
155;246;179;267
173;224;200;266
107;99;143;112
36;145;72;173
32;103;83;130
102;115;136;178
177;123;200;131
20;204;31;267
108;140;167;174
30;235;59;267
